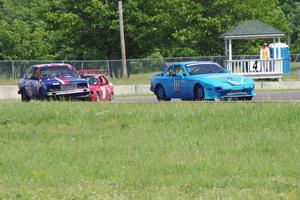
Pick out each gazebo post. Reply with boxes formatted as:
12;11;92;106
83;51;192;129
229;39;232;61
273;38;277;59
278;37;281;59
224;39;228;59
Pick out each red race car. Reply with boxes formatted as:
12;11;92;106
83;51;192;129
78;70;114;102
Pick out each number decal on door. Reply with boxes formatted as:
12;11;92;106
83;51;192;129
173;80;181;92
100;86;106;99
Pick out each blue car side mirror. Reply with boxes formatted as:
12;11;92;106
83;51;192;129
161;64;168;72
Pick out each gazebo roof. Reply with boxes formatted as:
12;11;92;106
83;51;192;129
220;20;284;39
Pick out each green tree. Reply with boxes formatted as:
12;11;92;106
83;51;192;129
0;0;53;60
45;0;121;60
124;0;293;57
0;0;298;60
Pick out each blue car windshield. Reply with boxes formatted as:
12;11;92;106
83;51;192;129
40;66;79;79
186;64;227;75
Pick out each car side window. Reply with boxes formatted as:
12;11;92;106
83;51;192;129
165;66;172;76
32;68;39;80
25;66;35;79
88;77;98;85
172;65;183;76
100;76;108;85
40;69;50;79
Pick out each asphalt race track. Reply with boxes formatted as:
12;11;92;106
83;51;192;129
112;91;300;103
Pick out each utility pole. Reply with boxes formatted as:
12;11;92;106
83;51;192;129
118;0;127;78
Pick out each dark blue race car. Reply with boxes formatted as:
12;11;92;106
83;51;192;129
150;61;255;101
18;63;90;101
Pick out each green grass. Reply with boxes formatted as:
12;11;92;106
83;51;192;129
0;78;18;85
282;62;300;81
0;102;299;199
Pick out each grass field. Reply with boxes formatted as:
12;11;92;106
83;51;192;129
282;62;300;81
0;102;299;199
0;78;18;85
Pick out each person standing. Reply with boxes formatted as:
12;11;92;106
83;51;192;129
260;42;270;59
260;42;270;72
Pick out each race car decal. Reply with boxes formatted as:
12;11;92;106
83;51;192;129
226;77;244;85
54;77;69;85
173;80;181;92
100;86;106;99
206;74;233;78
185;63;199;67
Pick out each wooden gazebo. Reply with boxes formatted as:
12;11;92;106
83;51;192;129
220;20;285;80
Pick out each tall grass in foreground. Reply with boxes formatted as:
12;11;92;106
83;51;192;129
0;102;299;199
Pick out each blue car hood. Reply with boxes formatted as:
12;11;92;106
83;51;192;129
190;73;253;86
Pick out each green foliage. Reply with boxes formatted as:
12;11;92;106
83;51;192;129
0;0;53;60
290;1;300;52
0;0;299;60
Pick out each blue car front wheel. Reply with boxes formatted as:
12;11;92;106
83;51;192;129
20;88;30;102
156;85;170;101
194;84;205;101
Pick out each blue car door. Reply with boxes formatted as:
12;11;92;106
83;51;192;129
23;66;35;98
170;65;185;98
30;67;41;98
160;66;173;98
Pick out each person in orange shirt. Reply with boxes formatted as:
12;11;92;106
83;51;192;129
260;42;270;59
260;42;270;72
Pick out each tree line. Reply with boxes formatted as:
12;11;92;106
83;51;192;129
0;0;299;61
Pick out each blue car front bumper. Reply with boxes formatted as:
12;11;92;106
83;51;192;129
204;85;255;100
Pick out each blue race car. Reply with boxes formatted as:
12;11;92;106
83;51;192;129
150;61;255;101
18;63;90;101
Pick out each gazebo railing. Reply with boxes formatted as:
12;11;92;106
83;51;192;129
225;59;283;79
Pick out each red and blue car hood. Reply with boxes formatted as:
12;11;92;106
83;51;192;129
42;77;88;87
44;77;85;84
